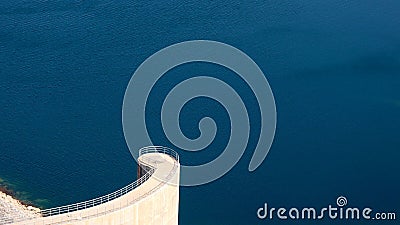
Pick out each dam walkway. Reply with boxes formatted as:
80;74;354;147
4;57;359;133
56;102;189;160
1;146;180;225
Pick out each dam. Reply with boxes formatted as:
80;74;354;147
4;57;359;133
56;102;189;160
1;146;180;225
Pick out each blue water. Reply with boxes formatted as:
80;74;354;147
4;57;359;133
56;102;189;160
1;1;399;224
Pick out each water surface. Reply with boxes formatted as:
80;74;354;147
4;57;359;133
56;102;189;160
1;1;399;224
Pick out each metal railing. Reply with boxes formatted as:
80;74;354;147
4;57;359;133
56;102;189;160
139;146;179;162
0;146;179;225
40;167;155;217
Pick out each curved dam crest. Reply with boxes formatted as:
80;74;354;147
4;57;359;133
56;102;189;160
1;147;180;225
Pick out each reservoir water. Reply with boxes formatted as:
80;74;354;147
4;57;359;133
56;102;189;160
1;1;399;224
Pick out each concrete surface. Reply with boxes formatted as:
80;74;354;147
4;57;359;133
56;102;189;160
12;152;180;225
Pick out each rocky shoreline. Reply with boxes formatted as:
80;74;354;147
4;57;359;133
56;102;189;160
0;188;41;223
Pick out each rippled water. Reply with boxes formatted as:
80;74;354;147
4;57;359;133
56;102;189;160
1;1;399;224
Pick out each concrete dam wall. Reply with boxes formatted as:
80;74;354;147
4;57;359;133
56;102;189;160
7;147;180;225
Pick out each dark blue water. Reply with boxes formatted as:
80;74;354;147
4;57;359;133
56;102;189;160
1;1;399;224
